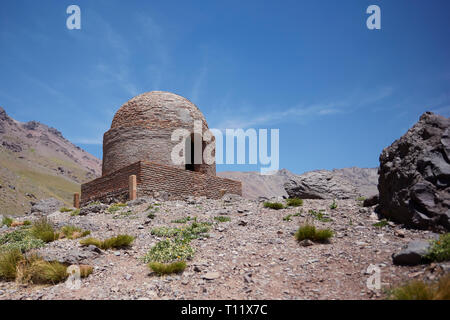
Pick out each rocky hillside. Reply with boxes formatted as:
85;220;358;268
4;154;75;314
0;107;101;215
218;167;378;200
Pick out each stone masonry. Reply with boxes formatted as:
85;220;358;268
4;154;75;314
81;91;241;205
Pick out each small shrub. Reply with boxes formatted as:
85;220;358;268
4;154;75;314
60;225;90;240
0;249;23;280
148;261;186;276
30;218;57;243
59;207;73;213
309;210;332;222
102;234;135;249
283;212;301;221
171;216;195;224
23;220;31;226
70;209;80;216
80;234;134;250
330;200;338;210
286;198;303;207
389;274;450;300
79;237;103;248
16;257;68;284
263;202;285;210
373;219;389;228
2;216;13;227
143;239;194;263
147;212;156;219
295;224;333;243
0;229;45;252
151;222;210;240
79;265;94;278
214;216;231;223
107;203;127;214
356;196;366;202
426;233;450;262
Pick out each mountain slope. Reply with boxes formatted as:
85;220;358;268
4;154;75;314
0;107;101;215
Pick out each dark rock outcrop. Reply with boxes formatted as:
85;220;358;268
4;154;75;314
363;194;379;207
378;112;450;231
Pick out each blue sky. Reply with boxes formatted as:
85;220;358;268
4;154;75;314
0;0;449;174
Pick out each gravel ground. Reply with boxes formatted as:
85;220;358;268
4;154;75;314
0;196;447;300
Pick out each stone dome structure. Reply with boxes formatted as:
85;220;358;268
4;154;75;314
102;91;215;176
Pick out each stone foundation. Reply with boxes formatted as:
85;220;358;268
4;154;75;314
81;160;242;206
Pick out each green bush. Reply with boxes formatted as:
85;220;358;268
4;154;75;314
171;216;195;224
309;210;332;222
107;203;127;214
214;216;231;223
263;202;285;210
0;249;23;280
389;274;450;300
295;224;333;243
143;238;194;263
1;216;13;227
70;209;80;216
60;225;90;240
59;207;73;213
373;219;389;228
329;200;338;210
426;233;450;262
0;229;45;252
286;198;303;207
148;261;186;276
30;218;57;243
151;221;210;240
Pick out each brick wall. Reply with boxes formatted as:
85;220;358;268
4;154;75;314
81;160;241;205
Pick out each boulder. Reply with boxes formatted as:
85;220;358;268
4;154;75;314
363;194;379;207
378;112;450;231
284;170;361;199
392;240;431;266
30;198;64;215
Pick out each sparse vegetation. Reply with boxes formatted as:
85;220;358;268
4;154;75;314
330;199;338;210
143;238;194;263
0;229;45;253
309;209;332;222
151;221;210;240
70;209;80;216
425;233;450;262
283;212;301;222
59;207;73;213
113;210;136;219
295;223;333;243
80;234;134;250
1;216;13;227
373;219;389;228
263;202;285;210
107;203;127;214
171;216;196;224
148;261;186;275
389;274;450;300
286;198;303;207
60;225;90;240
0;250;92;284
0;249;23;280
30;218;57;243
214;216;231;223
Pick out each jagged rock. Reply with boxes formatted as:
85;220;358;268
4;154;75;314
2;141;22;152
392;240;431;266
39;248;98;265
284;170;362;199
363;194;379;207
378;112;450;231
30;198;64;215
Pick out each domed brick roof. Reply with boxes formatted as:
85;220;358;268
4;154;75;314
102;91;215;176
